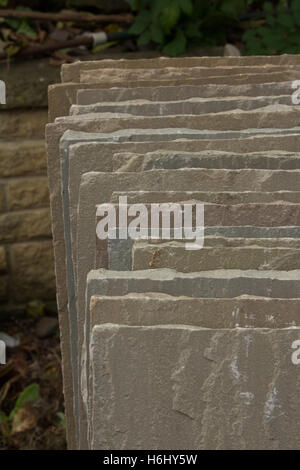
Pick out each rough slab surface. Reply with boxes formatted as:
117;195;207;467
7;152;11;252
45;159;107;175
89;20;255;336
90;324;300;450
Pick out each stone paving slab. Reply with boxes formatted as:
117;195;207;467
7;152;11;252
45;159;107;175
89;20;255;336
80;65;300;84
112;149;300;171
76;81;298;106
132;241;300;272
90;324;300;449
61;54;300;82
49;77;300;121
70;95;294;117
48;123;300;449
87;293;300;448
48;125;300;449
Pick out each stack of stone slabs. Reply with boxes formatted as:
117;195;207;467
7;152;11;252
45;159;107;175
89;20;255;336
48;57;300;450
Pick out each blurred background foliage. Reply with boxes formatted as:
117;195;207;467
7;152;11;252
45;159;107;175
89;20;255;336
126;0;300;56
0;0;300;57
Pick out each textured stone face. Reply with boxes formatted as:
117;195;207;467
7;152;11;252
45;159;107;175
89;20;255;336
90;324;300;450
61;55;300;83
49;78;299;121
90;294;300;330
47;122;300;450
112;150;300;171
76;81;298;106
56;106;300;132
132;241;300;272
70;96;294;117
80;65;300;85
46;55;300;450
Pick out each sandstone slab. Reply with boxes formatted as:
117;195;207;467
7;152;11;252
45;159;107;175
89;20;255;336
132;241;300;272
76;81;298;106
80;66;300;85
90;324;300;450
71;95;294;118
61;55;300;82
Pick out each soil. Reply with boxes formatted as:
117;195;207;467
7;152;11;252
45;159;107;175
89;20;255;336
0;316;66;450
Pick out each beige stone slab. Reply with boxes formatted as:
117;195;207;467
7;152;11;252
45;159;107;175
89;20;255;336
100;200;300;270
80;65;300;84
110;190;300;204
76;168;300;448
87;293;300;448
79;170;300;275
61;55;300;82
49;78;298;121
90;293;300;331
47;127;300;450
84;268;300;449
78;171;300;385
76;81;297;106
67;130;300;284
56;105;300;133
112;150;300;172
90;324;300;450
132;241;300;272
100;201;300;229
134;237;300;249
71;95;294;117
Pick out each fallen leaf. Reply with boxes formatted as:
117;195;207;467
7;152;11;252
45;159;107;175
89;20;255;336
11;404;37;434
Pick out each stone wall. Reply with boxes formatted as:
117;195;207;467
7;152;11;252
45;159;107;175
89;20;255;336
0;58;60;317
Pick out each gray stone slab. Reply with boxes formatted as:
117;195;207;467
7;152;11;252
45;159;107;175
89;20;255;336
90;324;300;450
62;54;300;82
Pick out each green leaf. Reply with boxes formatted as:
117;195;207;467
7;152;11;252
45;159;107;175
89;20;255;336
160;3;181;33
17;20;37;37
125;0;145;11
220;0;243;19
150;22;164;44
0;0;8;6
185;20;202;39
292;0;300;25
137;29;152;46
151;0;165;18
56;412;66;429
178;0;194;16
278;13;294;29
129;10;152;35
26;300;45;320
263;1;274;15
162;29;187;57
9;384;40;420
0;411;9;424
5;18;20;30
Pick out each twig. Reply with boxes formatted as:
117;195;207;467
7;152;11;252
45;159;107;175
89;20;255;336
0;9;134;24
0;36;93;60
